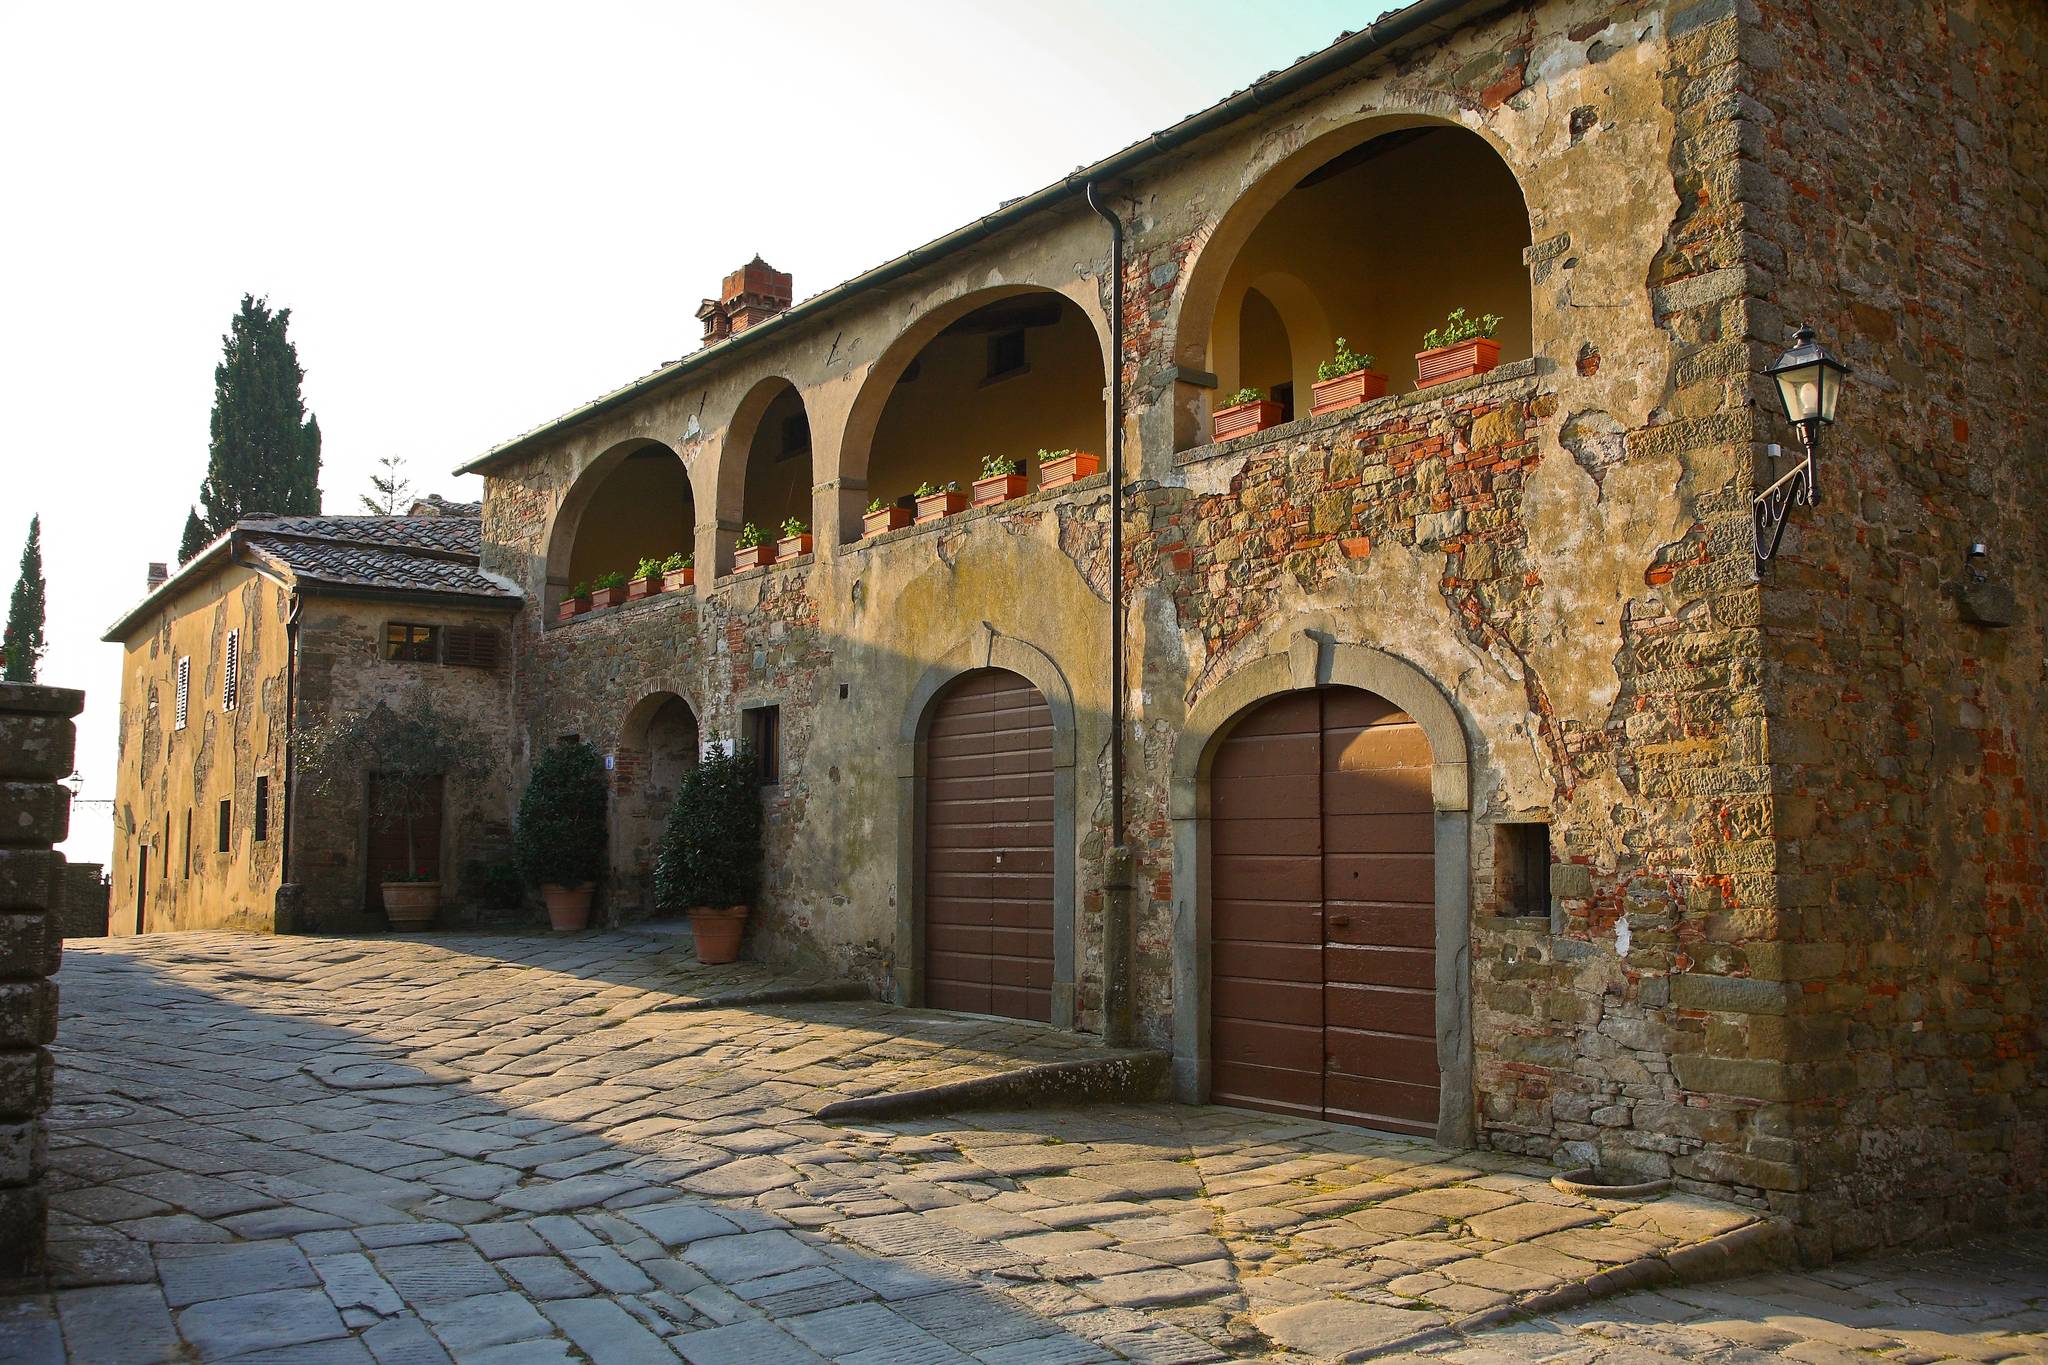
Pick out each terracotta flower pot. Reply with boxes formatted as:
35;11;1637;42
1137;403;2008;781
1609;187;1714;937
1309;369;1389;415
864;506;913;537
1415;337;1501;388
914;490;968;524
733;544;771;571
556;599;582;623
1039;452;1101;490
380;881;440;931
541;883;593;932
626;575;663;601
776;533;814;563
661;566;695;591
687;905;750;964
1213;399;1284;442
971;472;1027;508
594;585;629;608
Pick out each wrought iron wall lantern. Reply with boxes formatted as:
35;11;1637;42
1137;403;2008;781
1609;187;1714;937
1753;325;1851;562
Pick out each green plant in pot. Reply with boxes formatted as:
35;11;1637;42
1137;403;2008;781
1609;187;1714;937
1310;337;1387;414
515;737;608;931
653;737;763;964
972;453;1027;507
1212;385;1281;441
1416;308;1505;387
629;556;665;599
734;521;772;570
777;516;812;562
295;694;492;932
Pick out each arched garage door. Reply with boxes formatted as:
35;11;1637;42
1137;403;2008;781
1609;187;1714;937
1209;686;1438;1133
923;669;1055;1021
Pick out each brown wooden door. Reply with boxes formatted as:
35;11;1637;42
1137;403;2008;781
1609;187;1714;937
364;774;444;912
1210;687;1438;1134
923;669;1055;1021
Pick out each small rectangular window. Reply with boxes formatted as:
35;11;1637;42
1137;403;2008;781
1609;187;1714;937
1502;822;1552;918
222;629;240;711
174;657;191;731
441;626;500;669
744;706;780;787
777;411;811;461
986;328;1027;380
254;776;270;842
385;623;438;662
183;809;192;878
217;799;232;854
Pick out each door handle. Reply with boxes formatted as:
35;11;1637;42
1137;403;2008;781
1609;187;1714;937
1328;915;1351;928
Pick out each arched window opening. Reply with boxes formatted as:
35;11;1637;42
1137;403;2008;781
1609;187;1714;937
547;441;694;621
1198;125;1532;440
739;381;813;548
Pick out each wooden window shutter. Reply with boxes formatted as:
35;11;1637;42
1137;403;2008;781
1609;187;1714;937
441;626;500;669
222;630;240;712
174;657;190;730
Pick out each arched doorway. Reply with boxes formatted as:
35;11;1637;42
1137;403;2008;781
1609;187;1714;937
921;668;1056;1021
613;693;699;918
1208;685;1438;1133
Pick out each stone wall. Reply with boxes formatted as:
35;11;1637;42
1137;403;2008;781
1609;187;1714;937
57;863;106;939
0;683;82;1279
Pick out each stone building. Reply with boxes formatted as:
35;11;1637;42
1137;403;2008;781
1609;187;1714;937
103;511;521;934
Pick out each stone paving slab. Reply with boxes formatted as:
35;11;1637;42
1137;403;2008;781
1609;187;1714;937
7;931;1809;1361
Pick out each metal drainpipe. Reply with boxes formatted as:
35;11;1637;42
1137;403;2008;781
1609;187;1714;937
1086;179;1135;1048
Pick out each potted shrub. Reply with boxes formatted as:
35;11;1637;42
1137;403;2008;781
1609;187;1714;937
294;695;491;933
733;523;772;571
659;550;694;591
863;496;912;537
972;455;1027;507
1310;338;1388;414
515;738;608;931
1213;386;1283;441
1038;448;1101;490
1416;308;1504;388
654;737;763;965
558;583;593;622
590;570;629;608
776;516;813;563
914;480;967;524
627;557;665;601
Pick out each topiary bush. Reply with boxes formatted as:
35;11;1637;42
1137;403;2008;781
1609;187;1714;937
515;738;608;889
653;740;763;912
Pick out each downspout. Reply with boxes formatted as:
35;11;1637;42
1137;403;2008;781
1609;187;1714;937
1086;179;1135;1048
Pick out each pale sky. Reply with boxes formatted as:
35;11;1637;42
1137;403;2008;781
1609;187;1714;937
2;0;1395;867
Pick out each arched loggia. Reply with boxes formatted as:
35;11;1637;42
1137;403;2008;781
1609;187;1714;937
715;377;813;574
544;440;695;619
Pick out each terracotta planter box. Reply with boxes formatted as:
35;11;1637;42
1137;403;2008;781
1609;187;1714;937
914;490;968;524
1213;399;1283;442
972;472;1027;507
864;505;913;537
661;566;694;591
593;585;629;608
733;544;771;571
626;575;663;601
1309;369;1389;415
1040;452;1101;490
380;881;440;932
556;598;589;623
777;533;813;563
688;905;750;965
1415;337;1501;388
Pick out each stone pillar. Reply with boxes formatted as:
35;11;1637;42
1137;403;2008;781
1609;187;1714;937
0;683;82;1279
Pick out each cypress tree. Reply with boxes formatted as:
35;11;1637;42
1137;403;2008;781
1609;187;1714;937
2;516;47;683
188;295;322;548
178;508;210;564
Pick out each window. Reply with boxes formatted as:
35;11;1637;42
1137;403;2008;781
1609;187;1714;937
217;799;232;854
222;629;240;711
1501;822;1552;918
386;623;438;661
440;626;500;670
744;706;780;787
174;656;190;731
777;411;811;461
986;328;1027;381
254;776;270;842
183;809;192;878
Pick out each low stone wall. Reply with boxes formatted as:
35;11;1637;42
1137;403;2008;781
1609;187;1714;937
0;682;82;1280
58;862;107;939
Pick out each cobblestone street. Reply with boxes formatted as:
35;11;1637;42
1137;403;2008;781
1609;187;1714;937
0;932;2038;1363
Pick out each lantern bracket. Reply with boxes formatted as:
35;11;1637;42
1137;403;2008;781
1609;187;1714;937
1752;434;1816;562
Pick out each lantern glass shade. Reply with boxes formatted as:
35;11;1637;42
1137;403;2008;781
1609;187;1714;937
1768;326;1850;426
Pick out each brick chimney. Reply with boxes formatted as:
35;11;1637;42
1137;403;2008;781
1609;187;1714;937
696;256;792;344
146;562;168;592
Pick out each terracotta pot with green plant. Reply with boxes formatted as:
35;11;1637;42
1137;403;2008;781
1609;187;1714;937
515;738;608;931
1037;448;1101;490
590;570;629;608
972;455;1027;507
733;523;771;571
1212;386;1283;441
1310;338;1388;414
1415;308;1503;388
654;736;763;965
776;516;813;563
559;583;594;622
863;497;912;536
627;557;665;601
659;550;694;591
913;480;967;524
294;695;492;933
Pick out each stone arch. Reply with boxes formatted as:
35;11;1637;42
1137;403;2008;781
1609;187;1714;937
712;376;813;570
893;624;1080;1026
610;691;700;920
1169;113;1535;448
1168;632;1474;1143
543;439;696;617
